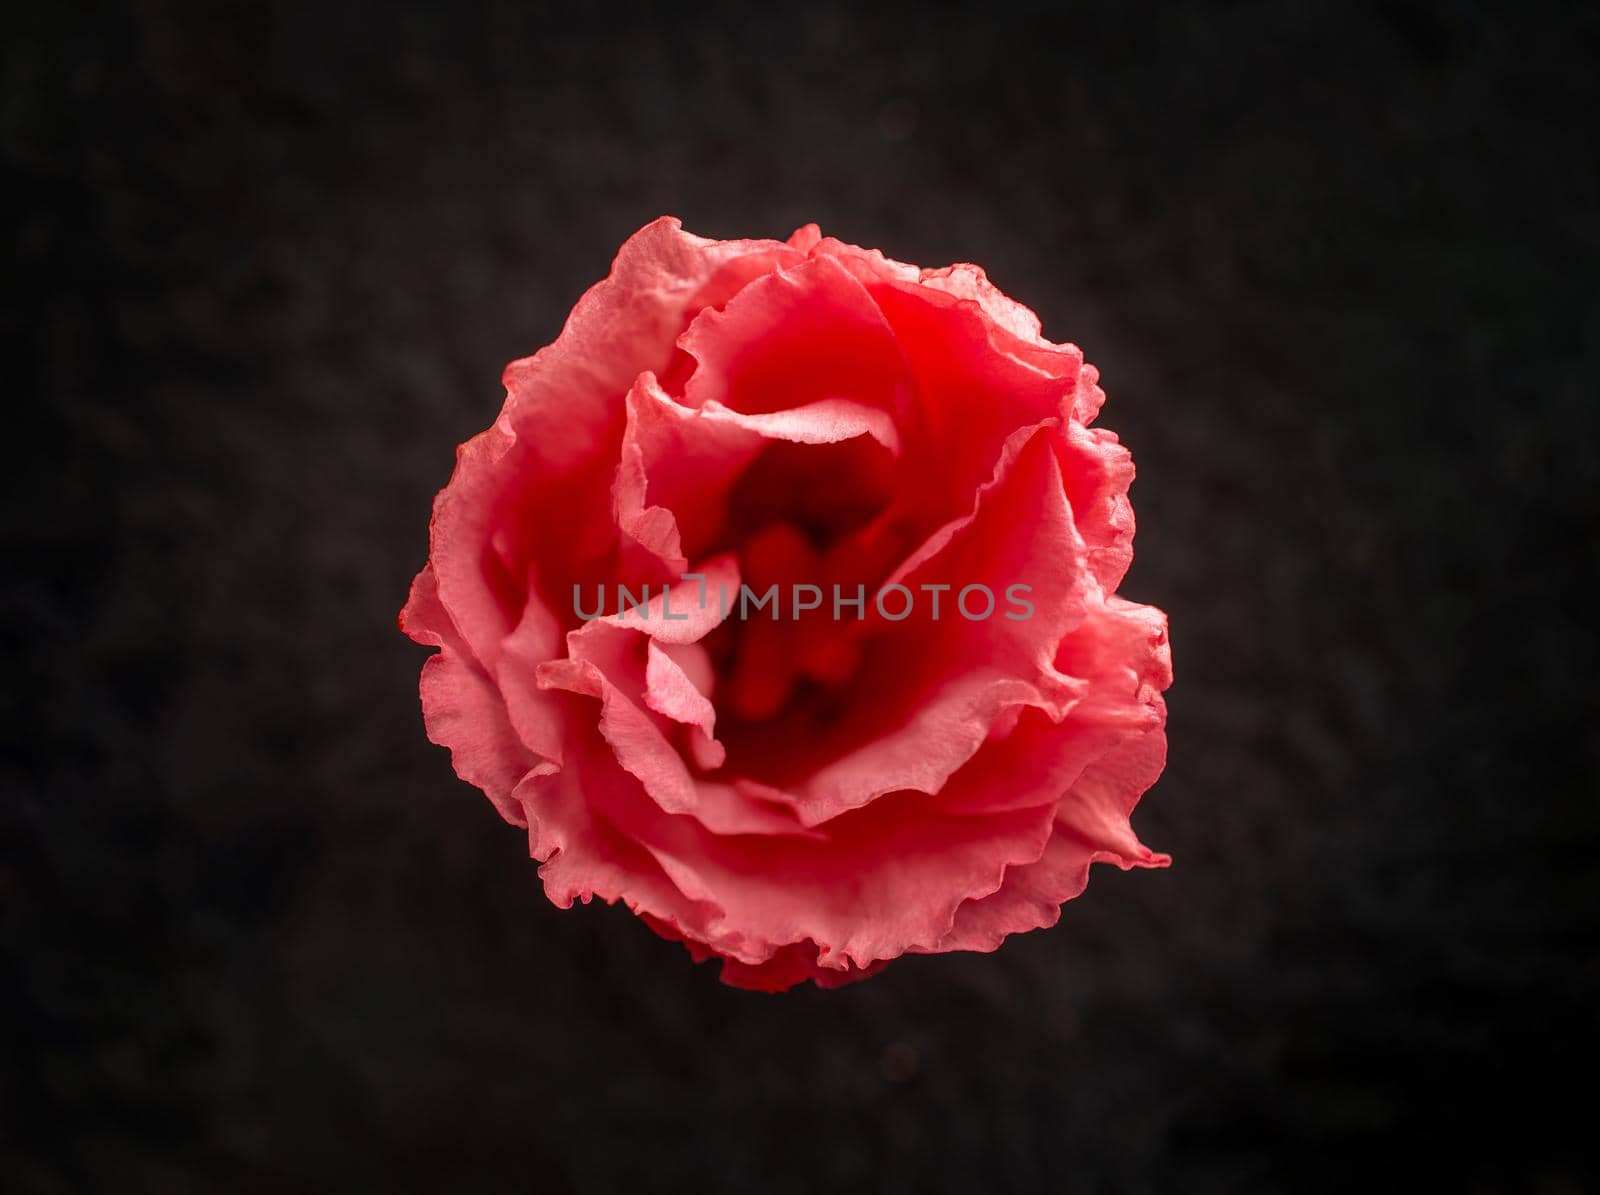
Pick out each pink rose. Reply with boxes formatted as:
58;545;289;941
400;217;1172;991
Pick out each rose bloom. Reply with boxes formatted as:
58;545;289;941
401;218;1172;991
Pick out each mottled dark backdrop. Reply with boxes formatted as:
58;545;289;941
5;2;1597;1191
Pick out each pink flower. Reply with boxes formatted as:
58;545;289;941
400;218;1172;991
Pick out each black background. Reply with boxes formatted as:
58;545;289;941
6;2;1598;1191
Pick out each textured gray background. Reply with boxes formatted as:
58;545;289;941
5;1;1597;1191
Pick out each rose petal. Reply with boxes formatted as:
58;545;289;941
720;422;1090;823
418;649;549;828
598;553;740;644
938;592;1171;819
915;262;1105;424
616;373;900;568
609;783;1058;972
644;640;718;743
679;252;910;419
535;645;817;840
485;566;570;766
428;218;795;669
1056;421;1138;592
925;728;1171;955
